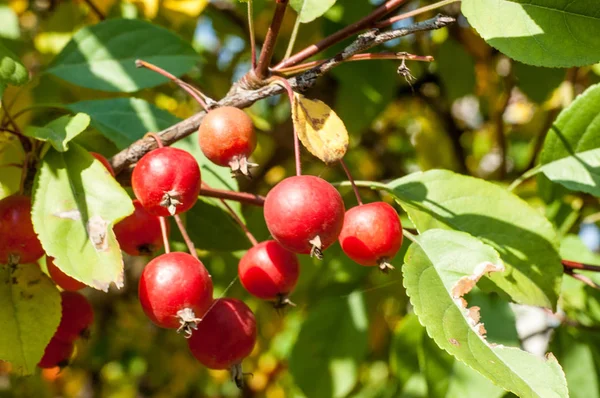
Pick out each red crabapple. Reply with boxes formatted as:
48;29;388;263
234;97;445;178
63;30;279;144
238;240;299;307
338;202;403;272
38;337;74;369
90;152;115;176
131;147;201;217
138;252;213;336
46;257;86;291
264;175;345;258
198;106;257;176
54;291;94;342
0;195;44;264
114;199;166;256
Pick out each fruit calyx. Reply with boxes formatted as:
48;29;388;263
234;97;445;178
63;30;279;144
229;155;258;178
308;235;323;259
273;294;296;310
176;307;203;338
230;363;253;389
378;257;395;273
160;190;183;215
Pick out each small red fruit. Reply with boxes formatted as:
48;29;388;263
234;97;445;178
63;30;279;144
38;337;74;369
46;257;86;291
338;202;403;272
238;240;299;306
90;152;115;177
131;147;201;217
187;298;256;373
0;195;44;264
264;176;345;258
198;106;256;176
114;199;166;256
138;252;213;335
55;291;94;342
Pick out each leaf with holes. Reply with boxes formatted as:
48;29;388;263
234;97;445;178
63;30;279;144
45;18;197;92
539;84;600;196
0;264;61;375
461;0;600;67
403;229;568;397
24;113;90;152
66;98;181;149
388;169;562;309
290;0;337;23
292;92;348;164
32;143;134;291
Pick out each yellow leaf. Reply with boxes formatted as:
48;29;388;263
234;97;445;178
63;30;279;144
291;93;348;164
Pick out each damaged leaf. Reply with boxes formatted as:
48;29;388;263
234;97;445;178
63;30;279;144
403;229;568;398
292;92;349;164
0;264;61;375
32;143;134;291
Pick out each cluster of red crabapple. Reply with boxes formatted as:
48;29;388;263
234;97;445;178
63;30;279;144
0;102;404;386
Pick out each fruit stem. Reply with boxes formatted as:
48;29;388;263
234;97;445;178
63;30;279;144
402;229;418;244
273;52;434;76
564;268;600;290
340;159;363;206
563;260;600;273
272;0;409;71
284;12;302;60
247;0;257;69
135;59;211;112
374;0;460;28
270;76;302;176
254;0;289;80
173;214;199;261
143;132;165;148
200;186;265;206
159;216;171;254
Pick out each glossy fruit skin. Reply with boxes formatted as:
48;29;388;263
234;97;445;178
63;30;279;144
338;202;403;266
264;176;345;254
46;257;86;291
90;152;115;177
187;298;256;370
114;200;166;256
139;252;213;329
131;147;201;217
55;291;94;342
238;240;299;300
198;107;256;167
38;337;74;369
0;195;44;264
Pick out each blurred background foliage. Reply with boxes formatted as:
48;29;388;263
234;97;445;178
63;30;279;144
2;0;600;397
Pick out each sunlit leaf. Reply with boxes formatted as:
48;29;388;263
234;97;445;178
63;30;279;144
24;113;90;152
290;0;336;23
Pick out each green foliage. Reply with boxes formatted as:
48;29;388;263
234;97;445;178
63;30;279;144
0;40;28;98
32;143;134;291
46;18;197;92
289;292;368;398
462;0;600;67
388;169;562;309
290;0;337;23
66;98;181;149
540;84;600;196
24;113;90;152
0;263;61;376
403;229;568;397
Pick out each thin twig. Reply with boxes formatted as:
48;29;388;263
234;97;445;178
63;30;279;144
284;12;302;60
255;0;289;80
248;0;257;69
159;217;171;254
200;187;265;206
340;159;363;205
273;0;409;71
174;214;198;261
274;52;434;75
110;15;455;173
374;0;460;28
565;270;600;290
563;260;600;273
82;0;105;20
221;199;258;247
136;59;210;112
271;76;301;176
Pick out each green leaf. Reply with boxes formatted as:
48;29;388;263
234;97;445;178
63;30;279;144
436;39;476;102
0;132;25;200
403;229;569;398
66;98;181;149
290;0;337;23
24;113;90;152
462;0;600;67
539;84;600;196
0;40;28;89
387;169;562;309
32;143;134;291
513;62;565;103
0;264;61;376
289;292;368;398
179;197;249;252
550;327;600;398
46;18;197;92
